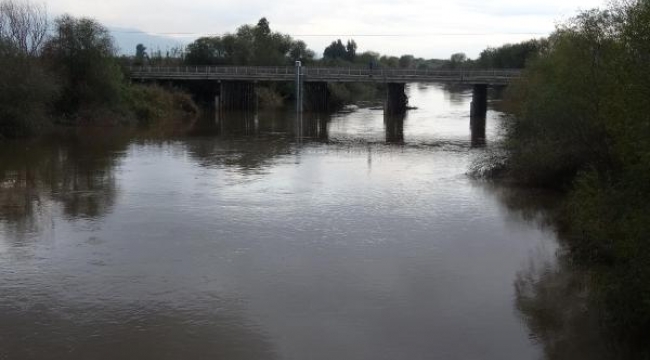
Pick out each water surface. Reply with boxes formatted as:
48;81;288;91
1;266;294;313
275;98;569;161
0;84;560;359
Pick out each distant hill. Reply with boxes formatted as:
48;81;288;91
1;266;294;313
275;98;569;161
109;27;191;56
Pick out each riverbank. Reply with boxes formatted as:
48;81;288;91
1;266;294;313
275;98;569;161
476;1;650;356
0;10;198;140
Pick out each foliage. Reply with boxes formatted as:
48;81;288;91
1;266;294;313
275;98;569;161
185;18;314;66
0;0;57;138
0;52;58;138
43;15;125;117
448;52;468;69
476;39;546;68
323;39;357;61
134;43;147;65
126;84;198;125
497;0;650;353
398;54;415;68
501;9;620;186
256;86;285;108
0;3;199;138
0;0;48;55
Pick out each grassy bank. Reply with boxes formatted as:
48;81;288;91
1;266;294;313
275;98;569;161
478;0;650;355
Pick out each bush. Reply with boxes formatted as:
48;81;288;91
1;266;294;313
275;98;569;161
494;0;650;353
0;51;58;138
126;84;198;126
256;86;284;109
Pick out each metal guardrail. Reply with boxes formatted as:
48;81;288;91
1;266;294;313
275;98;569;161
128;66;521;84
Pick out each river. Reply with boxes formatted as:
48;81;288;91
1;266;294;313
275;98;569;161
0;84;571;359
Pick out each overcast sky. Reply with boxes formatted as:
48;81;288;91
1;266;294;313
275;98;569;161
45;0;605;58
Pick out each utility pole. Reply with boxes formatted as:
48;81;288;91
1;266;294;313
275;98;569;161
295;61;303;113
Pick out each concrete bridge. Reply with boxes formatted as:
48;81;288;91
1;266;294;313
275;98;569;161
129;65;521;116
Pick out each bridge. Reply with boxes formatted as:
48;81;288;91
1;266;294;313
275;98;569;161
129;66;520;85
128;65;521;115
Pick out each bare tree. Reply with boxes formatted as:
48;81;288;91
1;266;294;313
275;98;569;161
0;0;48;56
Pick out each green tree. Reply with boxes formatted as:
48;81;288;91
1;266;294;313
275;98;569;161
345;40;357;61
398;54;415;68
289;40;314;63
184;17;311;66
185;36;224;65
449;52;467;69
477;39;545;68
43;14;124;116
323;39;347;60
379;55;399;68
135;43;147;65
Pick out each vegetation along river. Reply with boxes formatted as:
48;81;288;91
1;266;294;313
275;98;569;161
0;84;581;359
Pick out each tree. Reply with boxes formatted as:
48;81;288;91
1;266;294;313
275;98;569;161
356;51;379;67
289;40;314;63
185;36;224;65
44;14;123;115
254;17;271;38
0;0;57;138
476;39;545;68
323;39;347;60
185;17;315;66
398;54;415;68
449;52;467;69
345;40;357;61
379;55;399;68
0;0;48;55
135;43;147;65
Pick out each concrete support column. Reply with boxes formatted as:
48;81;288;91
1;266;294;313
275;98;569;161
470;116;486;148
386;83;408;115
385;114;405;144
470;84;488;119
219;81;256;112
303;82;331;112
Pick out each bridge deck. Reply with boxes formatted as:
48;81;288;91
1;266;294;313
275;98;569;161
129;66;521;85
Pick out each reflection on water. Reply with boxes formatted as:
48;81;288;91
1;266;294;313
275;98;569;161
514;251;612;360
0;84;594;359
485;185;620;360
0;129;127;240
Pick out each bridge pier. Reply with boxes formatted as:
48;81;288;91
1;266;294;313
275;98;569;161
219;81;256;112
386;83;408;115
470;84;488;119
470;116;486;147
303;82;331;112
385;114;405;144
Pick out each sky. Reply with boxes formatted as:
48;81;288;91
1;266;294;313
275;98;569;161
45;0;606;59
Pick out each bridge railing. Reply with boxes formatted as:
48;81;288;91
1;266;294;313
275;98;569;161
129;66;296;76
128;66;521;81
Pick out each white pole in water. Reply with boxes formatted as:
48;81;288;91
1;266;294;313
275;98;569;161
295;61;303;113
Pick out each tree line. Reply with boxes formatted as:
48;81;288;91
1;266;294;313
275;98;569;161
0;0;197;139
134;18;541;71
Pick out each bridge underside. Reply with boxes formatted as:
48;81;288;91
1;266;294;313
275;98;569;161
220;81;256;111
303;82;331;112
135;78;493;119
